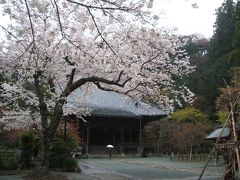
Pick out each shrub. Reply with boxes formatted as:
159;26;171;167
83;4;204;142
21;132;34;168
56;133;77;150
50;137;70;155
49;134;77;171
0;151;17;170
49;155;77;171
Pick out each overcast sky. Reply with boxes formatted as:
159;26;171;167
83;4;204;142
153;0;224;38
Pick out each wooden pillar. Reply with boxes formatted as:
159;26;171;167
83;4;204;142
129;127;132;143
138;117;145;157
230;109;240;178
77;120;83;144
139;117;142;148
86;127;90;154
120;128;125;154
113;128;116;145
81;124;85;144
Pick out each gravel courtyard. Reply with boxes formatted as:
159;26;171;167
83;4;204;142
79;157;225;180
0;157;225;180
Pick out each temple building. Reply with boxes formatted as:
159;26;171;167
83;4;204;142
65;88;167;155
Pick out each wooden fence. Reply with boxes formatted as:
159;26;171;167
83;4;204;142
172;154;211;162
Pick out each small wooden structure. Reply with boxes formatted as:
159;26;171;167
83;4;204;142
205;127;232;164
65;88;167;155
199;112;240;179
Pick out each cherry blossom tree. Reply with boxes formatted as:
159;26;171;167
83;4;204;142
0;0;194;173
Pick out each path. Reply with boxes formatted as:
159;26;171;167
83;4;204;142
0;157;225;179
79;157;225;179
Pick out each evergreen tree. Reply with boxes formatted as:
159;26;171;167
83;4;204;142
185;0;238;120
229;1;240;68
209;0;235;59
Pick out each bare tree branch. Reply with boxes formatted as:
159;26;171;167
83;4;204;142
24;0;35;43
66;0;129;11
0;25;26;48
66;37;95;59
66;75;132;96
116;70;124;82
124;84;141;94
97;0;107;15
94;82;121;93
54;78;64;93
63;56;75;66
16;41;34;61
87;7;116;54
52;0;64;36
0;25;35;61
140;51;162;71
66;68;76;88
99;0;120;7
104;10;126;27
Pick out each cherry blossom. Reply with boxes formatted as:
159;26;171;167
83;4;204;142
0;0;194;172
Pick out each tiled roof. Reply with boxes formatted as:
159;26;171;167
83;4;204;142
66;88;167;118
205;127;231;140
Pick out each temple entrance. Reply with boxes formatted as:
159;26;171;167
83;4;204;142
87;125;141;154
90;127;121;146
78;115;165;155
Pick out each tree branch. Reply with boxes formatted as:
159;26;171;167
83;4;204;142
0;25;26;48
66;68;76;88
24;0;35;43
124;84;141;94
116;70;124;82
0;29;34;70
94;82;121;93
63;56;75;66
97;0;107;15
66;0;129;11
99;0;121;7
87;7;116;54
140;51;162;71
104;10;126;27
16;42;34;61
66;75;132;96
65;37;95;59
53;0;64;36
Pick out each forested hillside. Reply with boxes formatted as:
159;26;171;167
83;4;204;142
144;0;240;155
185;0;240;121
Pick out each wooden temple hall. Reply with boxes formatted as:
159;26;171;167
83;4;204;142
65;89;167;154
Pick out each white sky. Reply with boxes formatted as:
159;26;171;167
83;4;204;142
153;0;224;38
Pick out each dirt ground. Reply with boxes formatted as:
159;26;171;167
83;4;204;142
0;170;79;180
0;169;96;180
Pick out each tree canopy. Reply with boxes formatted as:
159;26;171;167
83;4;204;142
184;0;240;120
0;0;194;172
170;107;208;123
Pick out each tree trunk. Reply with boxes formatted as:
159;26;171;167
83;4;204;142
154;140;157;152
189;141;193;161
34;74;51;175
31;129;50;177
40;129;50;174
157;137;160;153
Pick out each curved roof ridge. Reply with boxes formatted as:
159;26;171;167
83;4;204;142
66;88;167;118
